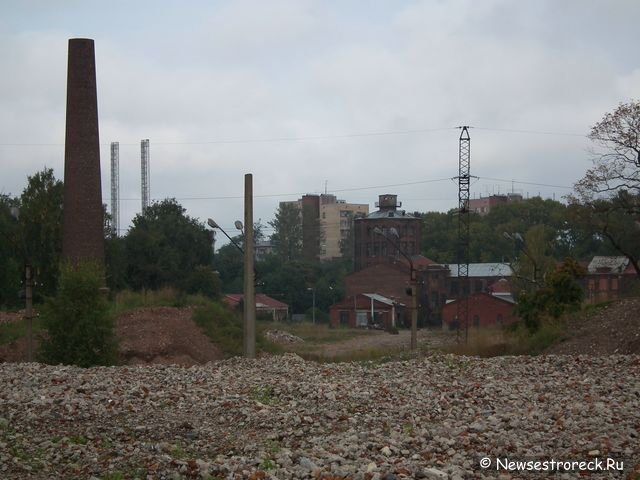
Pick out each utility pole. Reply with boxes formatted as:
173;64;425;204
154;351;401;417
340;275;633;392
244;174;256;358
25;264;33;362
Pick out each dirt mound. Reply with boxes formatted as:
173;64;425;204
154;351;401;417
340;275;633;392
116;306;223;366
547;297;640;354
0;306;224;366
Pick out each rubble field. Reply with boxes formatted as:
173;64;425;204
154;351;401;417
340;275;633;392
1;353;638;479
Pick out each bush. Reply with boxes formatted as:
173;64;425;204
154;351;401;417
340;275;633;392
39;262;118;367
192;302;244;357
183;265;221;299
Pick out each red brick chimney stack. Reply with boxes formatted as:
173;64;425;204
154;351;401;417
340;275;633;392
62;38;105;265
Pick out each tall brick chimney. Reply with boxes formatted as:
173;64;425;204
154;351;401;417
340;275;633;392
62;38;105;265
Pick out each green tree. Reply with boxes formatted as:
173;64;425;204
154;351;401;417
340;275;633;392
514;259;585;332
568;192;640;278
18;168;64;300
570;100;640;277
125;199;213;291
269;202;303;262
39;262;118;367
0;194;22;308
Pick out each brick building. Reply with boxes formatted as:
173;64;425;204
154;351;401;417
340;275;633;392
445;263;514;297
329;293;403;329
441;292;517;330
224;294;289;321
584;256;638;304
353;194;421;270
469;193;522;216
343;256;450;327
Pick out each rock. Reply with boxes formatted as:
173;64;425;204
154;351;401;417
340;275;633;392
424;467;448;479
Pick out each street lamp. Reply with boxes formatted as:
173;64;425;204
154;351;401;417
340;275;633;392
307;287;315;324
208;218;244;254
373;226;417;350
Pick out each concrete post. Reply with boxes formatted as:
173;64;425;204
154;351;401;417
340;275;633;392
244;174;256;358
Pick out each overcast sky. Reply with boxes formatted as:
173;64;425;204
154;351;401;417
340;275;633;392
1;0;639;241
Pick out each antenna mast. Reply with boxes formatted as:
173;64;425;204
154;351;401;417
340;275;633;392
457;126;471;343
141;139;150;212
110;142;119;236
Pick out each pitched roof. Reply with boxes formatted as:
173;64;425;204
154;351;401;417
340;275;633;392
224;294;288;309
362;293;396;306
588;256;630;274
445;263;514;278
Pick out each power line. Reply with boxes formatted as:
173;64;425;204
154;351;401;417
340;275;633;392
118;177;455;201
473;127;586;137
0;127;457;147
0;124;588;147
479;176;573;189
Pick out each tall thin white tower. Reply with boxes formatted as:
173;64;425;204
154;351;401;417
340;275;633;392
110;142;119;236
141;138;150;212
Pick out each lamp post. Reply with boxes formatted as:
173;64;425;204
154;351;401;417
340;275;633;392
207;177;256;360
373;226;417;350
307;287;315;324
207;218;243;254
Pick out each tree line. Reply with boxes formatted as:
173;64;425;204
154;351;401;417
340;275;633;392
1;100;638;314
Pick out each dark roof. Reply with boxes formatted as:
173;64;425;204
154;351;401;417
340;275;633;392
360;209;417;219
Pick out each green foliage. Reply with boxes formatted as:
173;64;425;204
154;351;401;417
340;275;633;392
419;198;598;265
18;168;64;300
269;202;303;262
568;192;640;279
184;265;222;299
0;194;22;308
213;239;244;294
514;259;586;332
124;198;213;292
191;302;244;357
105;236;128;291
0;316;43;346
39;262;118;367
252;384;276;404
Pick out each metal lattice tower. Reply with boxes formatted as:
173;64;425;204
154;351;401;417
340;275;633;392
110;142;119;236
141;139;150;212
457;126;471;343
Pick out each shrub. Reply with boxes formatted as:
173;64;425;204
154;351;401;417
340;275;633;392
192;302;244;357
182;265;221;299
39;262;118;367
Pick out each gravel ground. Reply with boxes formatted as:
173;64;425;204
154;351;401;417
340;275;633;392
1;354;639;480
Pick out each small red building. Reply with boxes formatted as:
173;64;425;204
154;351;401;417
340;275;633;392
441;292;517;330
224;294;289;321
584;256;638;304
329;293;405;329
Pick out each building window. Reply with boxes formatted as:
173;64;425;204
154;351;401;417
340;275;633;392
340;311;349;326
473;315;480;327
497;313;503;325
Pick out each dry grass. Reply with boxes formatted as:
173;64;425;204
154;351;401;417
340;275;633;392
444;320;566;357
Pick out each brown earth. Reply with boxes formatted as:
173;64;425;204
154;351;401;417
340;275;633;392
116;306;223;365
547;297;640;354
0;306;223;366
1;298;639;364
